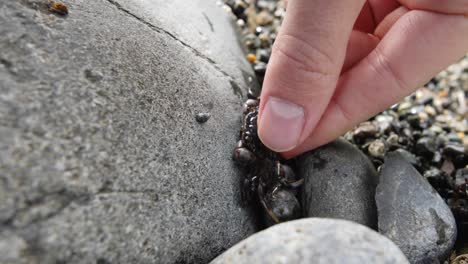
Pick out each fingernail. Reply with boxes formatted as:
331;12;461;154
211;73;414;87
258;96;305;152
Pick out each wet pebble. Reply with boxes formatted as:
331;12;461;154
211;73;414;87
443;143;466;158
375;115;393;133
256;49;270;63
353;122;379;142
253;62;267;75
415;136;437;157
368;139;386;158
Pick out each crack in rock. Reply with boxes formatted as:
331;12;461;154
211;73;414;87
2;188;159;230
104;0;244;97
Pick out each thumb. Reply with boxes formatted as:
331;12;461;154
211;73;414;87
258;0;365;152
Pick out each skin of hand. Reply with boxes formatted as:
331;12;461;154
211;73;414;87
256;0;468;158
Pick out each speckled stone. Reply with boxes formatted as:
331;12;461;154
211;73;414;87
211;218;409;264
296;139;378;228
0;0;257;263
376;152;457;264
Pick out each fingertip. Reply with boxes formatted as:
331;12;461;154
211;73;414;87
258;96;305;152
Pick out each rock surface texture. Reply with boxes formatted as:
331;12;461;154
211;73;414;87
296;139;378;228
0;0;258;263
211;218;409;264
376;152;457;264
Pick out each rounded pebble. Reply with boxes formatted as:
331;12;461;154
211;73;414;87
247;54;256;64
368;139;386;158
195;112;211;123
211;218;409;264
376;152;457;263
297;139;378;228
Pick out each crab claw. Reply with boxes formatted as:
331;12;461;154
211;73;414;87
277;163;303;188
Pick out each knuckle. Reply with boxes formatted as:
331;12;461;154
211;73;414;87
273;33;336;81
330;97;354;123
367;47;408;94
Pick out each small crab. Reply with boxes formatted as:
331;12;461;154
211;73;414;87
233;90;303;226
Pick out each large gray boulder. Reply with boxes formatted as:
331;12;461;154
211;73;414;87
0;0;257;263
376;152;457;264
296;139;379;228
211;218;409;264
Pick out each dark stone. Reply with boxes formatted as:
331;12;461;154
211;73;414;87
443;143;466;159
195;112;211;123
395;148;421;169
84;69;104;83
415;137;437;158
256;49;270;63
211;218;409;264
424;168;450;190
296;138;378;228
407;114;421;128
253;62;267;76
454;168;468;196
376;152;457;264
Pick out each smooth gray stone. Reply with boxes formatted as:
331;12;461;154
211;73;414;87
211;218;409;264
296;139;378;228
110;0;255;87
376;152;457;264
0;0;257;263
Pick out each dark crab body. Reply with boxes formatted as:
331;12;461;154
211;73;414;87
233;94;303;226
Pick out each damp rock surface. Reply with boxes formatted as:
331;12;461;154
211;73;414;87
0;0;257;263
296;139;378;228
376;152;457;264
211;218;409;264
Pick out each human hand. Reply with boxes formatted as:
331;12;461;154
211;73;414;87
257;0;468;158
